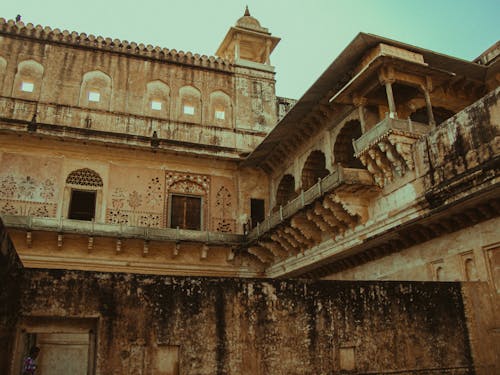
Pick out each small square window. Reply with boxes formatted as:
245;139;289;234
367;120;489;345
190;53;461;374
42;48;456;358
215;110;225;120
21;81;34;92
151;100;162;110
183;105;195;115
88;91;101;102
68;190;96;221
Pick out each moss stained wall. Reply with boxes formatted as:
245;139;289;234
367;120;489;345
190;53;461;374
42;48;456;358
15;269;475;375
0;218;23;371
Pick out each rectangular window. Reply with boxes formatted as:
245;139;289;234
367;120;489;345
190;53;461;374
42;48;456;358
21;81;34;92
68;190;96;221
151;100;162;110
183;105;195;115
250;198;265;228
88;91;100;102
170;195;201;230
215;110;225;120
154;345;180;375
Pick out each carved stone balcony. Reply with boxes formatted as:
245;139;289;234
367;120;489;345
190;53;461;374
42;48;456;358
353;117;429;187
245;166;377;264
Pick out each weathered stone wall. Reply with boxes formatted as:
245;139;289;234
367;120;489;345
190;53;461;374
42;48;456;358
0;218;23;371
328;217;499;282
0;23;278;154
13;269;475;374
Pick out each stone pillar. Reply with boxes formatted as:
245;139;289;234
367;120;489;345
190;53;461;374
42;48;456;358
384;79;397;119
423;89;436;128
234;34;240;61
265;40;271;65
353;96;368;133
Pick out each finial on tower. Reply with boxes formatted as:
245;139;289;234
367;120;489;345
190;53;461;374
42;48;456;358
244;6;250;16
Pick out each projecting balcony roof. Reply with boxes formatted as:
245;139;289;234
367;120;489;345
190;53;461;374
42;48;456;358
242;32;488;169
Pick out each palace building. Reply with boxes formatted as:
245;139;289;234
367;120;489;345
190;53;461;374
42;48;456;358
1;8;499;374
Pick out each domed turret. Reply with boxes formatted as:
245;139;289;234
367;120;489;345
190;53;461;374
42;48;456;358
216;7;280;67
235;6;267;33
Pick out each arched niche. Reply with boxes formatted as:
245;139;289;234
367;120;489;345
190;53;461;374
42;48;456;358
208;90;232;128
0;57;7;93
145;80;170;118
178;85;202;124
63;168;104;222
79;70;112;110
334;120;364;168
301;150;329;191
275;174;296;209
12;59;44;100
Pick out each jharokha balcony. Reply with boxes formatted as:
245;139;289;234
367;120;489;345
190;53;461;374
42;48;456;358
244;165;378;266
353;116;428;187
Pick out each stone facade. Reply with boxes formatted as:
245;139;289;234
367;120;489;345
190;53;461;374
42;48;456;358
0;7;499;375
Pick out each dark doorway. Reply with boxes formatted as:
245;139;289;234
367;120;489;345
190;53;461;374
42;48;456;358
68;190;96;221
250;198;265;228
170;195;202;230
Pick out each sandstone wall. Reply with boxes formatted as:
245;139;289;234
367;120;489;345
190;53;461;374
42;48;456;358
11;269;475;374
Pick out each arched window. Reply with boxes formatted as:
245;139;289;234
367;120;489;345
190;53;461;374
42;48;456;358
436;266;445;281
301;150;329;191
334;120;364;168
276;174;296;208
464;258;478;281
12;59;44;100
178;85;202;124
65;168;103;221
79;70;112;110
209;90;232;127
0;57;7;93
145;80;170;118
410;106;455;126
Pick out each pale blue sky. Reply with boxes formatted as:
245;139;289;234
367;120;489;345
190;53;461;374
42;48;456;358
1;0;498;98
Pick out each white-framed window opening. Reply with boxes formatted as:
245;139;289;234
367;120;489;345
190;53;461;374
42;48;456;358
21;81;34;92
183;104;195;115
88;91;101;102
215;110;225;120
151;100;162;111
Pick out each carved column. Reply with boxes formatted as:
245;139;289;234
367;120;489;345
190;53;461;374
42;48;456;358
384;79;397;118
353;96;368;133
423;89;436;128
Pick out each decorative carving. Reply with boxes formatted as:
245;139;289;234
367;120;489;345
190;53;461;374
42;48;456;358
66;168;103;187
146;177;163;208
214;186;234;233
18;176;37;200
0;201;18;215
214;218;235;233
0;175;17;198
111;188;126;209
127;191;142;210
248;245;273;264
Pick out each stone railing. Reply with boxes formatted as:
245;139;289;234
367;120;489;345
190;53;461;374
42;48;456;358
247;165;376;244
353;117;429;187
0;18;232;72
0;96;267;155
1;215;244;246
